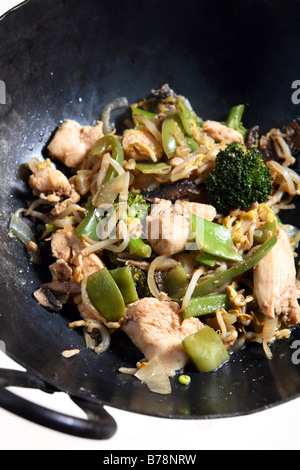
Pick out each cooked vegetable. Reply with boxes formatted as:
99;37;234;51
101;97;129;134
178;374;191;385
110;266;139;305
127;237;152;258
124;191;152;258
135;161;172;175
126;192;150;220
89;135;125;183
164;264;189;298
134;356;171;394
86;268;126;322
175;229;277;299
142;179;202;203
131;105;156;126
128;265;153;298
225;104;248;138
205;142;273;214
195;252;218;267
162;112;199;159
192;234;277;297
75;197;100;240
191;213;243;263
175;98;203;136
183;293;230;319
182;325;230;372
76;135;124;240
9;209;41;264
253;220;277;244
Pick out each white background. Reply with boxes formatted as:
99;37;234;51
1;0;300;451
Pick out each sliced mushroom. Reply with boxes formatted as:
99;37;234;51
141;179;202;203
34;282;81;311
281;120;300;155
259;120;300;162
246;125;260;148
151;84;176;100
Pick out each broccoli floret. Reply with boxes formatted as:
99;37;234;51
128;265;153;298
126;192;150;220
205;142;273;214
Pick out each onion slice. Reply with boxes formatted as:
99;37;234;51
83;320;111;354
134;356;171;395
262;317;278;359
147;255;178;299
8;209;41;264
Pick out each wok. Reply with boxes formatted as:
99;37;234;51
0;0;300;440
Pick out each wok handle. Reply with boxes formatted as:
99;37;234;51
0;368;117;440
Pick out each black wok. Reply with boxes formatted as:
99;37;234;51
1;0;300;440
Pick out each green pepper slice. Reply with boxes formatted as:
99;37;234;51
182;325;230;373
109;266;139;304
86;268;126;322
164;265;189;298
76;196;100;240
131;106;157;126
88;135;124;182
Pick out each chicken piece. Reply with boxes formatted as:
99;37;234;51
122;297;203;376
253;228;300;325
50;190;81;217
146;198;216;256
29;166;72;196
122;128;164;162
47;119;104;168
49;259;73;282
29;166;80;216
51;226;104;280
202;120;244;143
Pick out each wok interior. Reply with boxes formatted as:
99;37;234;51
0;0;300;418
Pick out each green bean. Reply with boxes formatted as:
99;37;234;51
191;213;243;263
182;293;230;319
135;162;172;175
127;237;152;258
175;232;277;300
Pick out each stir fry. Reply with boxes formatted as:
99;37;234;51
9;85;300;394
